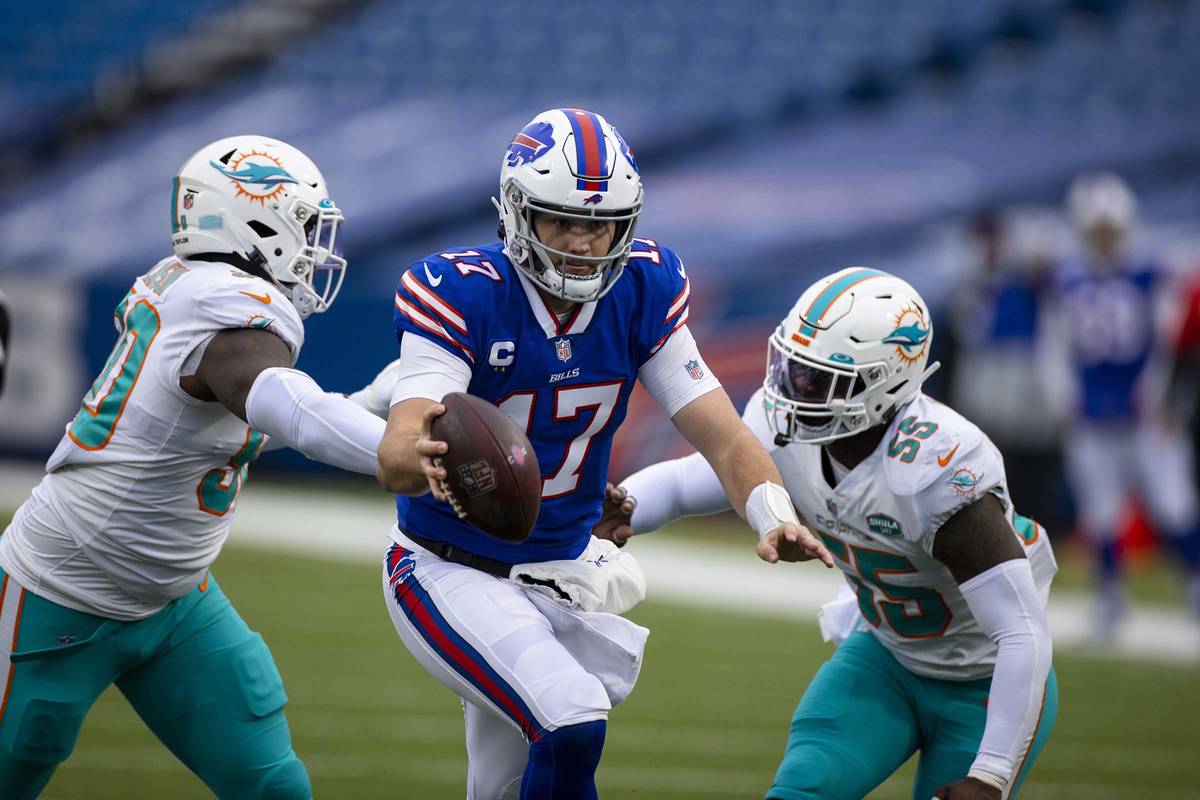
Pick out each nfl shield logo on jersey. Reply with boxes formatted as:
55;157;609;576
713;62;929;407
555;338;572;362
685;359;704;380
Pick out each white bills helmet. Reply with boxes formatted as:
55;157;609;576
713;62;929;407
764;267;940;445
171;135;346;319
494;108;643;303
1067;171;1136;232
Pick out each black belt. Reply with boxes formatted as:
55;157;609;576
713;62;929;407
403;532;514;579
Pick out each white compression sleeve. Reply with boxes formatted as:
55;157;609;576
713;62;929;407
346;357;406;419
245;368;386;476
958;558;1053;787
620;451;731;533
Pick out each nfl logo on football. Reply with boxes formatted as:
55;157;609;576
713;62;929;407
555;338;572;362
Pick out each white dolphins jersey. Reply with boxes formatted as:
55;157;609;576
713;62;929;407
745;389;1057;681
0;257;304;620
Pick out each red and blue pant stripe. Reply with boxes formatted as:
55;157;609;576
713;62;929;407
386;545;545;742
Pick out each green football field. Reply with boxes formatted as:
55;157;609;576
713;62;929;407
24;538;1197;800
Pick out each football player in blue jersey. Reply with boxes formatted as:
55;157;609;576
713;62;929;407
1049;172;1200;638
374;108;833;799
0;289;9;398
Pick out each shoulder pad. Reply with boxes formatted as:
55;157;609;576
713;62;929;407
192;269;304;359
880;396;991;497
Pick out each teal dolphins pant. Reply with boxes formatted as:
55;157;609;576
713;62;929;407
0;567;311;799
768;630;1057;800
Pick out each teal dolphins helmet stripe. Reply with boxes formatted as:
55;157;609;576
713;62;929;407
209;160;299;188
797;268;888;338
882;322;930;352
170;176;180;234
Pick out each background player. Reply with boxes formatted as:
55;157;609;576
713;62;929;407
1045;172;1200;638
0;289;9;398
375;108;832;800
0;136;386;798
607;268;1057;799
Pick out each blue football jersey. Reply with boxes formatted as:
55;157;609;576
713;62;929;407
1053;256;1160;420
392;239;691;563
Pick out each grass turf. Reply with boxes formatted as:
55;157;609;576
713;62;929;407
29;541;1199;799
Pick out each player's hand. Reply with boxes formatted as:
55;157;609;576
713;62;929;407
756;522;835;567
592;483;637;547
415;403;449;500
931;777;1001;800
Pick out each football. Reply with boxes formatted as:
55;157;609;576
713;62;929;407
430;392;541;543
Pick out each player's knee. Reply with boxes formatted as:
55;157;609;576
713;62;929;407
8;697;87;765
768;738;863;800
251;754;312;800
229;634;289;719
0;697;90;799
538;672;611;731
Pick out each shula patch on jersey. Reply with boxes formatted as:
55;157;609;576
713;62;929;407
866;513;903;537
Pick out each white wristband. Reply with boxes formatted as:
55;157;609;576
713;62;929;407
745;482;799;538
966;768;1008;791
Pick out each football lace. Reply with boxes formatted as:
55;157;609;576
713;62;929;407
438;479;468;520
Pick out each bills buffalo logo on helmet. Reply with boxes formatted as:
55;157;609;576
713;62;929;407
506;121;557;168
613;126;637;171
582;193;604;205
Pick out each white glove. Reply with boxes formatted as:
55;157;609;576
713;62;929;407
346;358;404;419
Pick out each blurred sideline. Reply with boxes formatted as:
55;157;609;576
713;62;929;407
1;461;1196;666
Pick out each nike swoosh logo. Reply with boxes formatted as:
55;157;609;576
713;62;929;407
239;290;272;304
423;263;443;287
937;443;960;468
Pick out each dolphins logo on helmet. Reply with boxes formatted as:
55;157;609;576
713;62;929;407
505;121;556;168
883;305;931;365
210;149;298;205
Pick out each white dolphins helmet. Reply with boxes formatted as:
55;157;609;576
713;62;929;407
764;267;941;445
494;108;643;303
171;135;346;319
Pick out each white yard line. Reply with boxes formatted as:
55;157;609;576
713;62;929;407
2;463;1197;665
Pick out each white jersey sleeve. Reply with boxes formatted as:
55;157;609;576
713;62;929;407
637;325;721;417
882;404;1007;555
183;270;305;374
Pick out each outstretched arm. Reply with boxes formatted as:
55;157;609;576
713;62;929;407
931;494;1052;800
184;328;385;475
671;388;832;567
